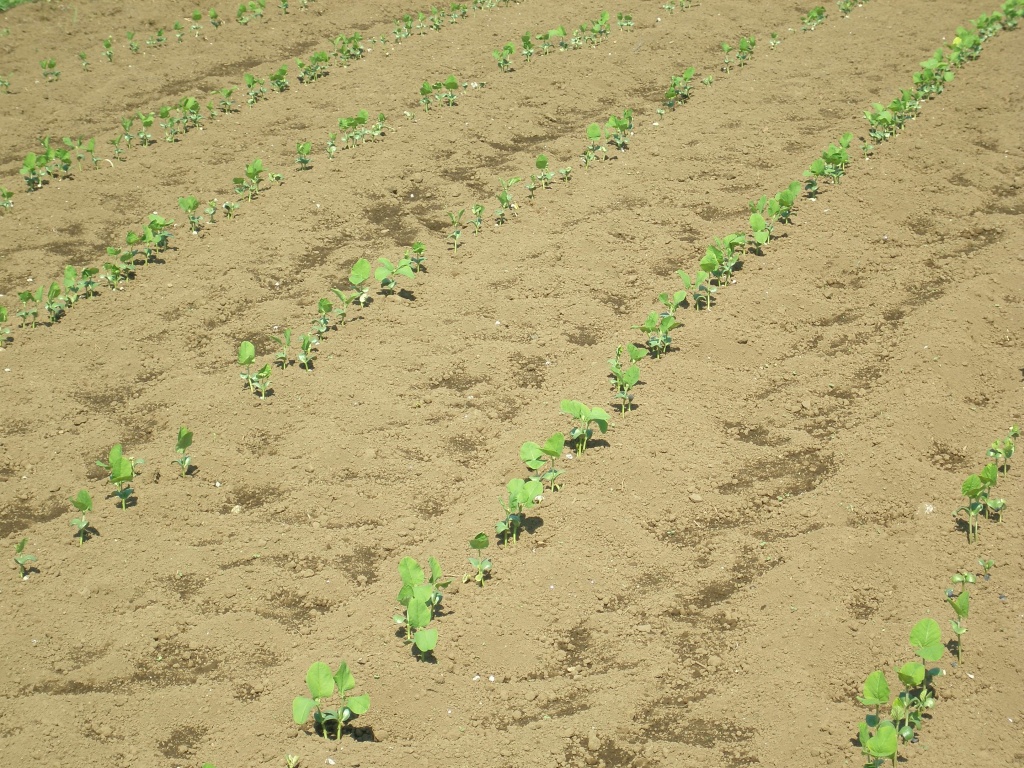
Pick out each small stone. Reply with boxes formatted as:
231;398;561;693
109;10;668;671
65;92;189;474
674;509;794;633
736;337;748;344
230;505;242;514
688;493;703;503
708;655;722;668
587;734;602;752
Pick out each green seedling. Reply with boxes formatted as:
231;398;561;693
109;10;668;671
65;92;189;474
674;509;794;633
203;199;218;224
605;109;633;151
125;30;140;53
533;154;554;189
702;233;746;284
20;152;47;191
736;35;755;65
326;133;338;158
521;433;565;491
98;444;138;510
0;307;10;346
838;0;855;15
216;87;236;113
633;312;681;358
14;538;37;578
375;257;415;296
209;8;222;27
272;328;292;367
769;31;781;47
292;661;370;740
174;21;184;42
582;122;605;167
298;334;316;370
497;477;543;545
447;209;465;253
244;73;267;106
804;158;825;197
955;473;985;543
802;6;826;30
913;49;954;99
560;400;609;455
856;671;899;765
405;241;426;273
987;425;1018;474
617;11;633;28
467;203;485;234
0;187;10;212
608;344;645;412
330;258;372;325
78;52;89;70
43;282;64;325
820;133;853;183
285;757;300;768
463;533;491;587
664;67;695;108
270;66;289;92
70;489;93;545
392;556;449;656
313;298;333;336
948;589;969;664
493;41;516;72
331;32;365;64
773;181;801;223
254;364;272;398
178;196;203;234
536;26;567;53
720;42;733;73
978;558;995;579
495;176;521;217
146;27;167;47
238;340;257;392
559;166;572;183
222;200;239;218
173;426;193;477
102;36;114;62
40;58;60;82
295;140;312;170
16;289;40;329
233;158;265;201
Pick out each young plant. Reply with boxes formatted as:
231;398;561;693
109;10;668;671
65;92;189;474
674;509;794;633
13;538;36;578
295;140;313;170
802;6;826;30
0;307;10;347
605;109;633;151
269;66;289;92
947;589;969;664
40;58;60;82
298;334;316;370
496;477;543;545
392;556;449;657
254;364;272;398
70;489;93;545
534;154;554;189
98;444;138;510
720;42;733;73
955;473;987;542
463;533;491;587
272;328;292;368
447;209;465;253
406;241;427;273
987;425;1018;474
560;400;610;455
102;36;114;62
238;340;257;392
633;312;681;358
608;344;645;412
233;158;265;201
978;558;995;579
493;41;514;71
330;258;372;325
375;257;415;296
520;433;565;492
179;195;203;234
664;67;695;109
736;36;756;65
292;661;370;740
173;426;193;477
855;671;899;767
582;122;605;167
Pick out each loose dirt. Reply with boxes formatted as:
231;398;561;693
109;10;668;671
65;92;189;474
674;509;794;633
1;1;1022;767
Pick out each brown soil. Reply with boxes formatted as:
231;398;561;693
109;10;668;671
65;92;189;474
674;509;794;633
1;1;1023;767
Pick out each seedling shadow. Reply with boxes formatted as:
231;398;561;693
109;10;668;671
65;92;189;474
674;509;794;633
952;517;973;542
586;439;612;452
396;289;417;302
523;515;545;536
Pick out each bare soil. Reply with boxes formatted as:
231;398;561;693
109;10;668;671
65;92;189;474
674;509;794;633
1;1;1023;767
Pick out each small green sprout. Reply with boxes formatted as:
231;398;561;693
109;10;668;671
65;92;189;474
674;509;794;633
238;341;257;392
617;11;633;29
78;52;89;70
173;426;193;477
560;400;610;455
13;538;37;578
70;490;93;545
664;67;695;109
720;42;733;73
272;328;292;368
285;756;300;768
608;344;644;412
533;154;554;189
559;166;572;183
178;196;203;234
520;433;565;491
295;140;312;170
97;444;138;510
269;66;289;92
978;558;995;579
0;307;11;346
947;589;969;664
313;298;333;336
987;425;1018;474
802;6;826;30
298;334;316;370
407;241;427;273
447;209;465;253
233;158;265;201
392;556;449;657
909;617;944;663
955;473;985;542
736;36;756;65
496;478;543;545
292;661;370;740
582;122;605;167
40;58;60;82
604;109;633;151
375;257;415;296
633;312;681;358
216;87;236;113
330;258;372;325
469;203;485;234
254;364;272;398
464;533;491;587
493;41;514;72
676;269;714;309
102;36;114;62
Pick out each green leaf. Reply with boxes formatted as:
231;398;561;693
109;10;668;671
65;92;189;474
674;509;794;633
176;426;193;452
909;618;944;661
469;532;489;550
542;432;564;457
333;661;356;695
71;489;93;512
346;693;370;715
949;590;969;619
897;662;925;688
857;670;890;707
413;628;438;653
407;598;432;630
590;407;610;433
398;556;424;587
865;721;898;760
560;400;585;420
292;696;316;724
961;474;983;498
980;462;998;487
586;122;602;140
520;442;544;469
428;556;443;583
350;258;371;285
109;456;134;485
305;661;335;700
238;341;255;366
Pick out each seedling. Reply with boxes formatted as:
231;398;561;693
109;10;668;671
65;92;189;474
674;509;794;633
13;538;36;578
0;307;10;346
617;11;633;29
534;154;554;189
78;52;89;70
254;364;272;399
298;334;316;370
98;444;138;510
375;257;415;295
749;211;772;251
70;489;93;545
40;58;60;82
582;123;605;167
819;133;853;183
978;558;995;579
949;569;976;596
392;556;449;656
701;74;714;86
447;209;465;253
233;159;265;201
222;200;239;218
463;533;491;587
244;73;267;106
948;589;969;664
720;42;733;73
987;425;1018;474
560;400;610;455
559;166;572;183
520;433;565;491
608;344;645;412
216;87;236;114
173;426;193;477
856;671;899;766
191;9;203;36
331;32;365;64
769;32;781;48
238;340;257;392
295;141;313;170
496;478;543;545
955;472;988;542
178;196;203;234
270;66;289;92
633;312;681;358
102;37;114;62
491;41;515;72
664;67;695;109
292;661;370;740
313;298;333;336
285;757;300;768
330;258;372;325
605;109;633;151
802;6;826;30
272;328;292;367
736;36;756;65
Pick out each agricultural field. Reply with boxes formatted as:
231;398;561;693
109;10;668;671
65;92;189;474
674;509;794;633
1;0;1023;766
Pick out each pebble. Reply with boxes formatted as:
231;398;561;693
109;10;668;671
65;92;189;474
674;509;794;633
688;493;703;503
